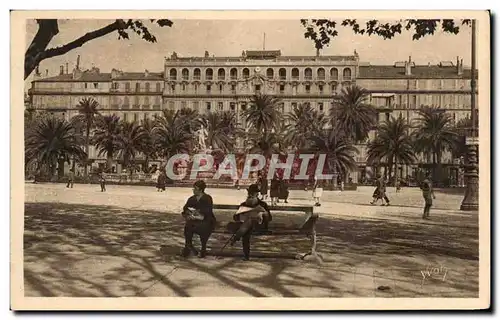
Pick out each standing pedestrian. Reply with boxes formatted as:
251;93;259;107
66;169;75;188
258;172;268;200
278;177;289;203
421;174;436;220
269;174;280;206
99;171;106;192
156;169;166;192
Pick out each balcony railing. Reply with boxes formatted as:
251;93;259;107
279;76;286;80
206;76;213;80
193;76;201;80
169;77;177;81
230;76;237;80
305;75;313;80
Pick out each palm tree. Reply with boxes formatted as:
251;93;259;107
202;111;241;152
93;115;122;171
413;106;460;183
139;118;158;173
331;85;377;142
178;107;202;134
454;116;477;160
153;110;192;161
25;116;86;177
243;93;282;136
283;103;329;151
367;115;416;186
118;121;147;176
71;98;101;177
309;126;358;187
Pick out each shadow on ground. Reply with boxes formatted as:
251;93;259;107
23;202;479;297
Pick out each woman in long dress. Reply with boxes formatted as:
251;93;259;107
312;176;323;206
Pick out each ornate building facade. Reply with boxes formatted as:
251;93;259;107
28;50;476;182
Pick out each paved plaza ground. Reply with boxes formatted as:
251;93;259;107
23;183;479;297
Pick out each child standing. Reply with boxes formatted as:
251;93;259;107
312;176;323;206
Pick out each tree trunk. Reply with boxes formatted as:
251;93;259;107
144;154;149;173
394;157;399;189
106;151;113;172
432;151;437;182
84;132;90;177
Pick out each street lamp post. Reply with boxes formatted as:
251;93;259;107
460;19;479;211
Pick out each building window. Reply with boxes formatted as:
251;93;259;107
317;68;326;80
241;103;247;111
343;68;352;80
134;96;139;106
319;85;324;94
218;68;225;80
171;84;175;93
330;68;339;80
305;85;311;94
169;101;175;110
266;68;274;79
125;82;131;91
219;84;223;92
230;68;238;80
155;96;160;105
207;84;211;93
217;102;223;111
181;101;187;109
194;68;201;80
194;84;198;93
231;84;236;93
411;95;417;107
230;102;236;111
124;113;128;122
156;83;161;92
144;113;148;122
279;68;286;80
136;83;140;92
255;85;261;92
182;68;189;80
206;68;214;80
305;68;312;80
318;102;324;111
193;101;199;109
124;97;129;107
243;68;250;79
113;82;119;90
292;68;299;80
134;113;138;123
145;83;150;92
279;84;285;93
385;112;390;122
182;84;186;91
206;102;211;111
169;69;177;81
144;97;150;106
84;83;88;89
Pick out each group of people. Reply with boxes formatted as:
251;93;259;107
370;173;436;219
257;173;289;206
181;180;271;261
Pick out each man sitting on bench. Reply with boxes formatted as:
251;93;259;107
181;180;216;258
228;184;272;261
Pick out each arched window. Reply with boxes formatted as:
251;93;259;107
330;68;339;80
218;68;225;80
266;68;274;79
205;68;213;80
291;68;299;80
194;68;201;80
243;68;250;79
304;68;312;80
182;68;189;80
230;68;238;80
317;68;325;80
343;68;352;80
279;68;286;80
169;69;177;80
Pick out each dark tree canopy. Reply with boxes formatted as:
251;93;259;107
300;19;472;50
25;19;173;80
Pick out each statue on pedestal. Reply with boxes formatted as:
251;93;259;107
195;124;208;152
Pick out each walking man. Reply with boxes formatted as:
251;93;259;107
421;174;436;220
371;175;390;206
99;172;106;192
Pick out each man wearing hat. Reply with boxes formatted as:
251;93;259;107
228;183;272;260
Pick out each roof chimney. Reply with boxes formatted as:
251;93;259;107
458;58;464;75
76;55;80;70
66;63;69;74
59;65;64;75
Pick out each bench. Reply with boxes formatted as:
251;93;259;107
211;204;321;262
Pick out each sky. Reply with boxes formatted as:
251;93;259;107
24;19;473;87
